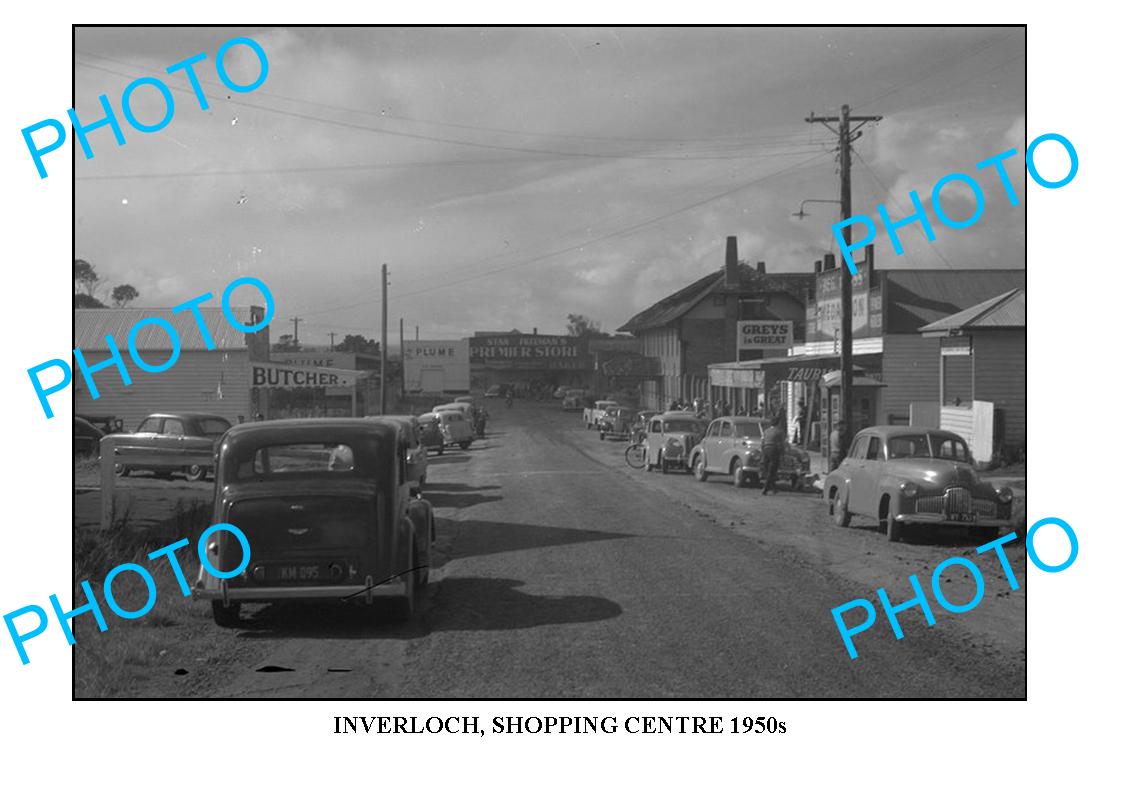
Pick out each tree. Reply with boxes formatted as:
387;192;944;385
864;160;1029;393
566;313;609;338
335;334;380;356
74;293;106;309
74;259;103;297
272;334;301;352
111;284;139;307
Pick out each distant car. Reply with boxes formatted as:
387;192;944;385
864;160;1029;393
643;412;706;474
598;407;637;440
417;413;446;455
562;389;587;411
484;385;502;398
823;426;1015;542
584;400;619;429
553;386;570;399
74;417;105;458
194;417;434;626
431;406;475;450
689;416;811;489
105;412;231;480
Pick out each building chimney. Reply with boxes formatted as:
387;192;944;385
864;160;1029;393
724;236;739;288
823;253;836;271
756;261;766;274
814;259;823;274
533;327;538;335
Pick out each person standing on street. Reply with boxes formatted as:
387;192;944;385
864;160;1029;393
761;415;786;495
829;420;847;472
793;400;807;445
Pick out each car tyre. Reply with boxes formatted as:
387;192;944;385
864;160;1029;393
832;491;852;527
185;464;206;482
387;541;419;623
790;475;802;492
880;497;902;542
599;431;606;440
644;450;655;472
459;440;471;450
732;460;748;488
211;601;241;628
694;457;708;482
114;464;130;477
661;456;669;475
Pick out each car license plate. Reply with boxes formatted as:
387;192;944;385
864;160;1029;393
277;564;321;581
948;513;977;523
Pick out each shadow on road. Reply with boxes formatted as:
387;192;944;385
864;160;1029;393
425;482;500;493
427;454;471;465
233;576;621;639
425;491;504;509
847;519;1004;547
440;518;632;560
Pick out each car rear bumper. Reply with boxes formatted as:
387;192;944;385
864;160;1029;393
895;512;1010;528
194;575;407;605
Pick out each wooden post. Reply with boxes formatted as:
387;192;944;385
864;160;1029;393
100;436;115;530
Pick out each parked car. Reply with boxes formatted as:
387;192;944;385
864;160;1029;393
368;415;427;491
417;412;446;455
689;416;811;489
553;385;571;399
643;412;706;474
584;400;619;429
432;406;475;449
484;385;502;398
599;406;637;440
194;417;435;626
823;426;1015;542
74;417;105;458
106;412;231;481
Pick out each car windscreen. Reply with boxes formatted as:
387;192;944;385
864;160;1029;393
929;435;971;461
198;418;232;437
440;413;463;422
886;435;932;459
664;419;704;433
733;421;763;438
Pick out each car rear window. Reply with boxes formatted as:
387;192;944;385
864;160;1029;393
664;420;704;433
199;418;231;437
227;440;382;482
442;412;463;422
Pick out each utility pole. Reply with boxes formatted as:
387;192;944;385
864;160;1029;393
289;316;302;346
806;104;881;460
328;331;336;351
399;317;405;400
380;264;388;414
415;325;419;342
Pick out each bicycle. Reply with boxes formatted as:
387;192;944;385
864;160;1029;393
624;442;647;469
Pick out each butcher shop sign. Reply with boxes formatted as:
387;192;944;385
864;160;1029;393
251;361;361;388
737;321;793;349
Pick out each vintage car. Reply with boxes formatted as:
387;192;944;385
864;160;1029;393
643;412;707;474
598;406;637;440
552;385;571;399
584;400;619;429
74;417;105;458
823;426;1015;542
561;389;587;411
106;411;232;481
368;415;427;491
689;416;811;489
431;406;475;449
194;418;435;626
416;412;446;455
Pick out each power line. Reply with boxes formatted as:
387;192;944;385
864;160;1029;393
76;60;825;164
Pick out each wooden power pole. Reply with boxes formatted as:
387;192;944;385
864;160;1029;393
399;317;405;399
806;104;881;458
380;264;388;414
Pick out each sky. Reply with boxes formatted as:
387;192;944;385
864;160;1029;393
73;26;1026;346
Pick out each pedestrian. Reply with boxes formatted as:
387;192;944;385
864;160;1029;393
475;406;489;438
793;400;807;445
829;420;847;473
761;415;786;495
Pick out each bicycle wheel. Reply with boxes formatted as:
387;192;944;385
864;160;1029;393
625;443;646;469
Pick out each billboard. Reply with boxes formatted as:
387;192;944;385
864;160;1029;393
808;260;882;342
737;321;793;349
403;339;470;393
469;334;592;371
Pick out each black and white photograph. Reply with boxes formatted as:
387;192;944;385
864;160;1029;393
70;25;1028;699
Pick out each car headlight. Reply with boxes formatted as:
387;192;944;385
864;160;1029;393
997;487;1014;503
748;450;761;463
901;481;919;498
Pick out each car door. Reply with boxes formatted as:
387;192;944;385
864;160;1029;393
158;417;188;461
847;434;883;517
646;418;663;459
713;420;734;472
700;420;721;470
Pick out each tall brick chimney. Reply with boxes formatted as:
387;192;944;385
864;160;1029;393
724;236;739;288
756;261;766;274
823;253;836;271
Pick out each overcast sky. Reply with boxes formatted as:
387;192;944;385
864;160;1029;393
74;26;1026;345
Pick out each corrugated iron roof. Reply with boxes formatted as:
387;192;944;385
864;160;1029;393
74;307;260;351
918;288;1025;334
618;265;814;333
883;270;1025;332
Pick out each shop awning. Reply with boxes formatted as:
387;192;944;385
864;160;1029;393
708;351;882;385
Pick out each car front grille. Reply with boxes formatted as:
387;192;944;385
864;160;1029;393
915;487;997;518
